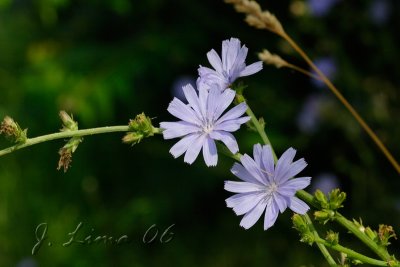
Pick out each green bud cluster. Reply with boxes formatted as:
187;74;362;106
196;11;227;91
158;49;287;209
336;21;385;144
292;214;315;245
314;189;346;224
325;230;339;246
123;113;156;146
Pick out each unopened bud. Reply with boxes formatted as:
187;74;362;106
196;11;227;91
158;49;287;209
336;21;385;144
314;209;335;224
314;189;329;209
59;111;78;131
0;116;27;144
328;189;346;210
365;227;378;241
123;113;156;146
122;132;144;146
326;230;339;245
292;214;314;245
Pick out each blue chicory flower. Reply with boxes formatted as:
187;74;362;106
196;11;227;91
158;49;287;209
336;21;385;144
198;38;263;90
160;83;250;167
225;144;311;230
307;0;339;17
369;0;390;26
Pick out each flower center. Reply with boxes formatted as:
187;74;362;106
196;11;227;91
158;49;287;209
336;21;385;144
266;182;278;196
203;123;213;134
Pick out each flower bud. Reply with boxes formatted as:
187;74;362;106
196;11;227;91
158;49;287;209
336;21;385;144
378;224;397;247
328;189;346;210
326;230;339;246
352;218;365;233
314;209;335;224
365;227;378;241
59;111;78;131
128;113;154;135
314;189;329;209
57;111;82;172
292;214;314;245
122;132;144;146
292;214;308;232
123;113;156;146
0;116;27;144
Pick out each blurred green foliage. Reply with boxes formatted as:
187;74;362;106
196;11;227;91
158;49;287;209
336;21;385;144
0;0;399;266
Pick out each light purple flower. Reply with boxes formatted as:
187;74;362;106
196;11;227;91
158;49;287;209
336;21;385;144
369;0;390;26
225;144;311;230
308;0;339;17
160;83;250;167
198;38;263;90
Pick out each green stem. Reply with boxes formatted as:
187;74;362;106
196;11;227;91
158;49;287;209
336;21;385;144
304;214;337;266
296;190;394;262
315;237;388;266
334;213;391;261
244;104;277;162
0;126;161;157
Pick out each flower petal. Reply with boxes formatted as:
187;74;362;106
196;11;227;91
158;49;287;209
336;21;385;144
213;89;236;120
167;98;201;125
206;85;221;119
184;134;206;164
240;61;263;77
209;130;239;154
198;67;225;89
197;81;209;115
261;145;275;180
239;199;267;229
231;162;263;185
239;154;267;185
229;192;265;216
202;137;218;167
228;46;247;82
273;194;289;213
289;197;310;214
225;38;241;72
253;143;263;167
264;201;279;230
182;84;202;118
169;133;200;158
207;49;223;73
274;147;296;182
224;181;263;193
160;121;199;139
216;102;248;124
278;177;311;196
285;159;308;180
214;117;250;132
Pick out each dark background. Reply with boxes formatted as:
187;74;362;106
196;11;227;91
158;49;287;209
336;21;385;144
0;0;399;266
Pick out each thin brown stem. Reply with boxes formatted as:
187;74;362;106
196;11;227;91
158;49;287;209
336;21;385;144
280;31;400;174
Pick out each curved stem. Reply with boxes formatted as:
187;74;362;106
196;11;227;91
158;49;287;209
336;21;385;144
0;125;135;157
279;31;400;174
285;62;321;81
315;237;388;266
304;214;337;266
